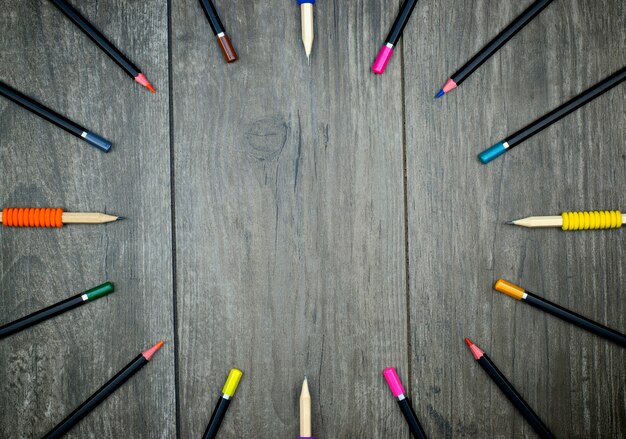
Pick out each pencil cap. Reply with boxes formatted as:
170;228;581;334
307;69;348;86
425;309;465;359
297;0;315;4
478;142;507;164
382;367;405;397
83;131;112;152
222;368;243;397
494;279;525;300
84;282;115;301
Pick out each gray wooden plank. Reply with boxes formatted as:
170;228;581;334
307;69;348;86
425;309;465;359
172;0;408;437
0;1;175;438
404;0;625;437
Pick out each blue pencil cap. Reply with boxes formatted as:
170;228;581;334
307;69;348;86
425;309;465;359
297;0;315;4
83;131;112;152
478;142;507;164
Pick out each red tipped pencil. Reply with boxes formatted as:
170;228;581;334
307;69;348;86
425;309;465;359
465;339;554;439
43;341;164;439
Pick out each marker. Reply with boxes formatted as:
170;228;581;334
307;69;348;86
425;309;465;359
436;0;552;98
0;208;123;228
382;367;427;438
49;0;156;92
198;0;238;63
0;81;111;152
465;339;554;439
479;66;626;164
43;341;165;439
372;0;419;74
506;210;624;231
202;368;243;439
0;283;114;339
297;0;315;60
494;279;626;346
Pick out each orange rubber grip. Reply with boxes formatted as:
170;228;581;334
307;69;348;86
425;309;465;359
2;208;64;227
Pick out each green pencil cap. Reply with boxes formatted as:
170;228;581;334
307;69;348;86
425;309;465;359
84;282;114;301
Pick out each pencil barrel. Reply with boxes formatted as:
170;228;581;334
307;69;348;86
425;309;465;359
385;0;418;46
398;399;427;439
199;0;226;35
202;396;230;439
525;293;626;346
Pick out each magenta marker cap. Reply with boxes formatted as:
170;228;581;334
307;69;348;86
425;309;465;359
383;367;405;397
372;44;394;74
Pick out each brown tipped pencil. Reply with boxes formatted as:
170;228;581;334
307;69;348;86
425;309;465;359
0;208;122;227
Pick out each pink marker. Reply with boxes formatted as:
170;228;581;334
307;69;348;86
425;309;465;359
382;367;427;438
372;0;419;74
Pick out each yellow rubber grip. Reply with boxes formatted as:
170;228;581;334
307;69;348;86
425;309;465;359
561;211;622;231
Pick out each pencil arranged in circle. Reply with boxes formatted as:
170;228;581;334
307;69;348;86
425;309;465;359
435;0;552;98
202;368;243;439
372;0;419;75
507;210;624;231
43;341;164;439
479;66;626;164
0;81;112;152
0;282;113;339
495;279;626;347
49;0;156;93
383;367;427;439
464;339;554;439
299;377;314;439
198;0;238;63
297;0;315;60
0;208;123;228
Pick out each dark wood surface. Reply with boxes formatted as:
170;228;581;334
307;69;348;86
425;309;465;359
1;0;624;437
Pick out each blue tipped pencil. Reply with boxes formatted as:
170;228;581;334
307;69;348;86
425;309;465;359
479;66;626;164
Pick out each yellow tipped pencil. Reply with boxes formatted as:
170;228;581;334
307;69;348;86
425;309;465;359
202;368;243;439
0;207;122;227
507;210;624;230
494;279;626;346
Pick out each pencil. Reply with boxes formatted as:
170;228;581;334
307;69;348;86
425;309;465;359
199;0;238;63
49;0;156;93
43;341;164;439
372;0;419;74
435;0;552;98
297;0;315;60
202;368;243;439
465;339;554;439
298;377;314;439
0;81;112;152
479;66;626;164
382;367;427;439
0;208;123;227
495;279;626;346
0;282;113;339
506;210;624;231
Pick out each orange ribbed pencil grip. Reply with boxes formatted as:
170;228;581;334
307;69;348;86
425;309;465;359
2;208;64;227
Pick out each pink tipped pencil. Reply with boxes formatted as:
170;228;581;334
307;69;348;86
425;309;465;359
372;0;419;74
383;367;427;438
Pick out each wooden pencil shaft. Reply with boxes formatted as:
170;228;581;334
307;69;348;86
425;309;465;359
49;0;140;77
453;0;552;84
0;80;85;137
300;380;312;436
301;4;314;55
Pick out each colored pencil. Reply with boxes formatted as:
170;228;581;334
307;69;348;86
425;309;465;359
436;0;552;98
507;210;624;231
479;66;626;164
0;208;123;228
372;0;419;74
43;341;164;439
0;81;111;152
495;279;626;346
297;0;315;60
383;367;427;439
199;0;238;63
0;282;113;339
465;339;554;439
298;377;314;439
49;0;156;93
202;368;243;439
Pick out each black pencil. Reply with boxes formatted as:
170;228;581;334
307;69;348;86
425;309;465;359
465;339;554;439
49;0;156;93
0;81;112;152
436;0;553;98
372;0;419;74
202;368;243;439
479;66;626;163
495;279;626;346
198;0;238;63
0;282;114;339
43;341;164;439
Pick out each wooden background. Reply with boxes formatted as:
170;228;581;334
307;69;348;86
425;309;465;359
0;0;624;437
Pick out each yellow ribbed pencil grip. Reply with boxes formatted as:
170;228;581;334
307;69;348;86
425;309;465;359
561;211;622;231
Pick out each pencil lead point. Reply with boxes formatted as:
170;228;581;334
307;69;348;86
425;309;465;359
147;83;156;93
116;216;125;221
505;220;515;225
464;338;473;347
141;340;165;361
435;89;444;99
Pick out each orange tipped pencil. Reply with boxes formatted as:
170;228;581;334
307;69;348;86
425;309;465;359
0;208;122;227
43;341;164;439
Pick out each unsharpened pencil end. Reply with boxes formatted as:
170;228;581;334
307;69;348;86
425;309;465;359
494;279;526;300
372;44;393;74
222;368;243;397
478;142;507;164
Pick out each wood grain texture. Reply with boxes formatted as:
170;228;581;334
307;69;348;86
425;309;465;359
0;1;175;438
171;1;408;437
404;0;625;437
